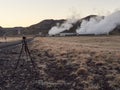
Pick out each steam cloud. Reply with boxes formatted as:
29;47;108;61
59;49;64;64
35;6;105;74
48;18;78;35
76;11;120;35
48;11;120;35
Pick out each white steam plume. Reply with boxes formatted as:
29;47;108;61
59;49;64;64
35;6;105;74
76;11;120;35
48;18;78;35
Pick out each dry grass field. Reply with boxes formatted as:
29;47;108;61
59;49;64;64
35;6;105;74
31;36;120;90
0;36;120;90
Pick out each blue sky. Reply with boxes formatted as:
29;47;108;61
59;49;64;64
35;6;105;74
0;0;120;27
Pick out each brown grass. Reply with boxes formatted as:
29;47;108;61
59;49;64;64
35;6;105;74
30;36;120;89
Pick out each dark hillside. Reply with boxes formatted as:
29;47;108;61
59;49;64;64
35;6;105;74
23;19;65;35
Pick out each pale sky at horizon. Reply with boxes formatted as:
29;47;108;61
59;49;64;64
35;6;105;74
0;0;120;27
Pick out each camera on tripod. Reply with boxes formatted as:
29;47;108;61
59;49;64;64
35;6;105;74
14;36;36;70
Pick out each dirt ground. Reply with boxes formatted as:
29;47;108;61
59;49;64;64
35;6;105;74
0;36;120;90
0;37;21;43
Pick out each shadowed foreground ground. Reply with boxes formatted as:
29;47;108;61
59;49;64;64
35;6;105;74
0;36;120;90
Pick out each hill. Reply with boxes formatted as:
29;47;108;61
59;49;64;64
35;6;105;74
23;19;65;36
0;14;120;36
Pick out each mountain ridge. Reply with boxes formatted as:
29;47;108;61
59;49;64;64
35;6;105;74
0;15;120;36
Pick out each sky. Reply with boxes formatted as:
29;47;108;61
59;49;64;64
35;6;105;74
0;0;120;27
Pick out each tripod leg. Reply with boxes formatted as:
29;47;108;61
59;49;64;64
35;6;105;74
14;43;24;70
25;44;36;69
25;45;29;60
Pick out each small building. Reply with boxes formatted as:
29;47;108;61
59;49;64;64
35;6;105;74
59;33;78;36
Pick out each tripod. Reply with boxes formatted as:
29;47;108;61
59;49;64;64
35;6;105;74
14;36;36;70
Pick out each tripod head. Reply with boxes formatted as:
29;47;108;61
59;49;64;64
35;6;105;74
22;36;27;44
22;36;26;40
